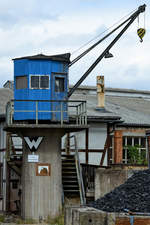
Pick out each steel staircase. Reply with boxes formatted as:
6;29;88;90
62;135;86;205
62;154;80;196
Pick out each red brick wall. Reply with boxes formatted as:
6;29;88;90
113;128;147;164
116;217;150;225
114;131;123;164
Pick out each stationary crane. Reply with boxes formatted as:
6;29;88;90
68;4;146;98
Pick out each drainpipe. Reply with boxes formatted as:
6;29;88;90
96;76;105;109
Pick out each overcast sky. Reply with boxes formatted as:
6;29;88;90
0;0;149;90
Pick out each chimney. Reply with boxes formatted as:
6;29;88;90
96;76;105;108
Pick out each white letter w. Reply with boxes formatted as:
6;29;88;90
24;137;43;150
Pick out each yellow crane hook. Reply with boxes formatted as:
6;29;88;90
137;28;146;42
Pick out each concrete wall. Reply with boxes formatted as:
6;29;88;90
65;206;150;225
21;128;64;220
95;166;148;200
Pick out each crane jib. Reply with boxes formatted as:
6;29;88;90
68;4;146;98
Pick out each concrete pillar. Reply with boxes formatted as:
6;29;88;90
114;131;123;164
21;128;64;220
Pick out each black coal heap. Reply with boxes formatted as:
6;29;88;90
89;169;150;212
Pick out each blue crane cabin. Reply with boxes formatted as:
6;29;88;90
13;53;70;122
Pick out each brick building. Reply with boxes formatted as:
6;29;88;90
69;86;150;165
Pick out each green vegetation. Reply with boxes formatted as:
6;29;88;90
46;213;64;225
0;214;5;222
128;145;148;165
16;218;37;224
0;212;64;224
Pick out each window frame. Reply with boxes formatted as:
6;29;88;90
122;136;147;164
30;75;50;89
16;75;28;90
55;76;65;93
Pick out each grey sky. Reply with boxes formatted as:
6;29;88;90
0;0;149;90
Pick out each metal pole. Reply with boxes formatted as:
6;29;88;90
10;101;13;125
36;101;38;125
61;102;63;126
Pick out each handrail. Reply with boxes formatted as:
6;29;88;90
71;135;86;205
6;99;87;126
11;99;86;103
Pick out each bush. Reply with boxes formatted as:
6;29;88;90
46;213;64;225
0;215;5;222
127;145;148;165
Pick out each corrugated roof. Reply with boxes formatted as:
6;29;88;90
12;53;71;63
70;85;150;95
106;96;150;126
70;92;150;126
0;88;13;116
70;94;120;120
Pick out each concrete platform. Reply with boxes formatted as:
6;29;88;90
4;124;89;133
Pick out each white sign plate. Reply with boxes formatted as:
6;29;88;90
28;155;39;163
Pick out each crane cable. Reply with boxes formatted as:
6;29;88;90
71;8;137;57
70;8;138;66
137;10;146;42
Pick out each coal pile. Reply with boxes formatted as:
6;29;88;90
89;169;150;212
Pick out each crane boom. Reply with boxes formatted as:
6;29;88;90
68;4;146;98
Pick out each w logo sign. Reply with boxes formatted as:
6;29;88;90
24;137;43;152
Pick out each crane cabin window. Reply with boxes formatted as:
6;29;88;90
30;75;49;89
31;76;39;89
40;76;49;88
55;77;65;92
16;76;28;89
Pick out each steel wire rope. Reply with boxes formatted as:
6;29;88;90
70;8;137;65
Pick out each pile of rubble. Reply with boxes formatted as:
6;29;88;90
90;169;150;212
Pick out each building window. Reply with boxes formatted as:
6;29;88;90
55;77;65;92
123;136;147;164
30;75;49;89
16;76;28;89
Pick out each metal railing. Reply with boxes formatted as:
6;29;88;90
82;164;96;197
6;99;87;126
70;135;86;205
